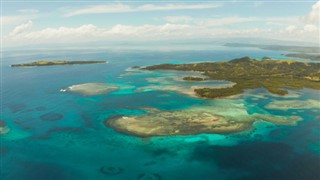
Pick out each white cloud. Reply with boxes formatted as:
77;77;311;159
65;3;220;17
2;9;39;26
137;3;219;11
201;16;258;26
265;17;299;27
4;1;319;46
19;24;98;40
2;14;38;26
285;25;297;33
2;16;27;25
2;16;21;25
6;21;316;45
10;20;33;36
160;23;190;31
164;16;193;23
8;23;192;41
164;16;300;27
304;24;318;32
278;1;319;42
65;4;131;17
18;9;39;14
304;1;320;25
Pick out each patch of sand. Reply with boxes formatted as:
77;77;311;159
61;83;119;96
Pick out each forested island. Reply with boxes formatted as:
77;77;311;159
11;60;107;67
225;43;319;53
182;76;206;81
142;57;320;99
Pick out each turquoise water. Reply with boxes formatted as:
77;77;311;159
1;47;319;180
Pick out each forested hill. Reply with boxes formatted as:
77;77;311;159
143;57;320;98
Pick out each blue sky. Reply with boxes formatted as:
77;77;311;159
2;0;319;47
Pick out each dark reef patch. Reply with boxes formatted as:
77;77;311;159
40;112;64;122
269;128;291;139
8;103;26;113
0;119;6;127
30;127;83;140
0;147;8;156
143;160;157;166
34;106;47;111
138;173;162;180
5;160;77;180
190;141;320;180
99;166;123;175
150;148;178;157
80;113;94;128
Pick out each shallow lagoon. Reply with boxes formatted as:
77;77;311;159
1;48;320;179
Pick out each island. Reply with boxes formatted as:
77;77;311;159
284;53;320;61
182;76;206;81
11;60;107;67
225;43;319;53
142;57;320;99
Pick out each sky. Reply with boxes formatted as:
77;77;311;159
1;0;319;48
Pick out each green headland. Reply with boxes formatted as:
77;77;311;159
142;57;320;99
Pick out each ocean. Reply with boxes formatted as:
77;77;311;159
1;46;319;180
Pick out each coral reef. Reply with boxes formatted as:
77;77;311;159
99;166;123;175
61;83;119;96
265;99;320;110
40;113;64;122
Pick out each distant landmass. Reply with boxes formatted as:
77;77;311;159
143;57;320;99
284;53;320;61
11;60;107;67
182;76;207;81
225;43;319;53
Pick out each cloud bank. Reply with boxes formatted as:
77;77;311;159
65;3;220;17
3;1;319;46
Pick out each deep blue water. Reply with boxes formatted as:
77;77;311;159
1;47;319;180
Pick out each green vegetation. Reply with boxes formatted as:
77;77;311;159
11;60;107;67
131;66;140;69
285;53;320;61
143;57;320;99
182;76;206;81
225;43;319;53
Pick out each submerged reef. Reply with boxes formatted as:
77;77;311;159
60;83;119;96
135;76;235;98
138;173;162;180
40;113;64;122
143;57;320;98
265;99;320;110
0;119;10;135
253;114;302;125
11;60;107;67
106;102;302;137
99;166;123;175
106;110;254;137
